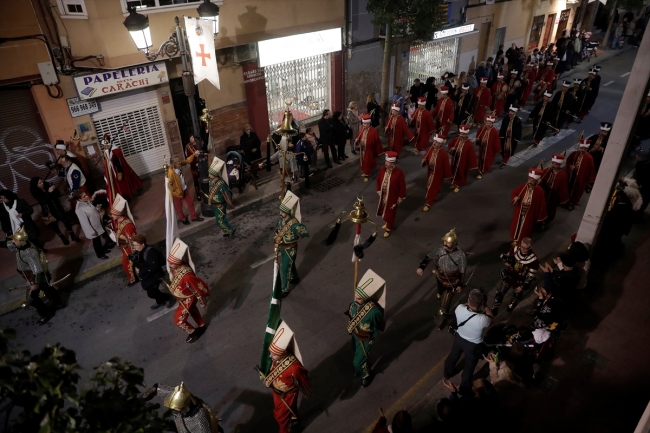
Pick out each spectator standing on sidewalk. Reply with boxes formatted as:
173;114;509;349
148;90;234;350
443;289;494;395
371;409;413;433
29;177;81;245
0;189;44;250
367;93;381;127
73;189;114;260
305;127;319;169
346;102;361;155
318;109;339;168
239;124;262;166
295;133;313;189
167;153;204;225
332;111;349;162
131;233;175;310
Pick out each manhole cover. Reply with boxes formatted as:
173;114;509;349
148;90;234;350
312;176;345;192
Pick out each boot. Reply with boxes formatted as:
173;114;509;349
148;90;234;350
58;233;70;245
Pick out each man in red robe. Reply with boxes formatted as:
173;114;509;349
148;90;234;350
539;154;570;226
491;73;508;117
431;86;454;139
101;134;143;202
475;114;501;178
263;320;311;433
510;168;547;244
385;104;414;156
566;139;597;210
472;78;492;124
411;97;435;155
355;114;384;182
167;239;210;344
519;62;537;108
448;124;478;193
534;61;556;104
376;151;406;238
109;193;138;286
422;134;452;211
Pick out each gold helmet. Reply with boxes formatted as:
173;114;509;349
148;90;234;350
8;226;29;244
442;228;458;246
163;382;196;413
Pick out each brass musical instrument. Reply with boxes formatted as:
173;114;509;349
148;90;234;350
199;108;213;133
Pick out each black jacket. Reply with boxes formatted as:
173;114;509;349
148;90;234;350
318;117;334;144
135;245;166;289
30;183;67;221
0;198;39;241
240;131;262;164
366;102;381;127
332;119;347;145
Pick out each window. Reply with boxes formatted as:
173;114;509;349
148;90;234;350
493;27;506;57
56;0;88;18
120;0;223;14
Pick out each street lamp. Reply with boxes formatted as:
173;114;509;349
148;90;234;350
122;7;216;216
197;0;220;36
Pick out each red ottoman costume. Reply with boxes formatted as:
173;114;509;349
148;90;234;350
510;168;547;243
422;134;452;210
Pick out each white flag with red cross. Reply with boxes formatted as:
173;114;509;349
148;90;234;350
184;16;220;90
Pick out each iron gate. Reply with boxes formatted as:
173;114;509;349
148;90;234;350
408;38;459;85
264;53;331;131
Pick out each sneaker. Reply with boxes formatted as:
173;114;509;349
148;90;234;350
150;303;163;310
37;312;55;326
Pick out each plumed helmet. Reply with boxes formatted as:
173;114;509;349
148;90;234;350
442;228;458;246
163;382;196;413
8;226;29;244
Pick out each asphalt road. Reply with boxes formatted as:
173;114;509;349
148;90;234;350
0;48;639;433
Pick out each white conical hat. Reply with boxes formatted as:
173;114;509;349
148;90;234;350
279;191;302;222
167;238;195;272
354;269;386;309
269;320;303;364
109;193;135;226
208;156;228;181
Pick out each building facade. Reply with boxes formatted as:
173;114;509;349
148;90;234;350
0;0;344;199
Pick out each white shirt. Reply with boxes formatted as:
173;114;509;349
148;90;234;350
454;305;491;344
174;168;187;191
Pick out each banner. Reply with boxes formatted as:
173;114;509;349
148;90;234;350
259;262;283;375
184;16;220;90
164;177;178;273
73;62;168;100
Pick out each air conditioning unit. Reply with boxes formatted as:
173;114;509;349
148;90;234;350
233;43;258;63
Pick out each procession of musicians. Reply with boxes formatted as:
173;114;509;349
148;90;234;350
5;48;644;433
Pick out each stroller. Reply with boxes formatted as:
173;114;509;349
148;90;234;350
225;150;258;193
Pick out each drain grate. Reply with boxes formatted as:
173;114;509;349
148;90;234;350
312;176;345;193
582;349;609;370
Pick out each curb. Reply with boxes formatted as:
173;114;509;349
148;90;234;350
0;158;356;316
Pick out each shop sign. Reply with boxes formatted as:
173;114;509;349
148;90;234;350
433;24;475;40
258;28;341;67
73;62;168;100
66;97;99;118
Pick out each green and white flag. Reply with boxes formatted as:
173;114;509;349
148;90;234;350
259;261;283;375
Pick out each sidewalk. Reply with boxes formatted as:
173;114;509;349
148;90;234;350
0;147;358;315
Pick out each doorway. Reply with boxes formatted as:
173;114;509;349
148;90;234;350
478;22;492;62
169;78;206;148
543;14;556;47
529;15;546;50
556;9;571;39
493;27;507;58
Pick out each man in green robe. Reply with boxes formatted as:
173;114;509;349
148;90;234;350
347;269;386;387
207;157;235;237
274;191;309;298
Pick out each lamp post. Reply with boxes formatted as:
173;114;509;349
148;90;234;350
123;3;220;217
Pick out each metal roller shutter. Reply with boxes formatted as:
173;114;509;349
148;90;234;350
0;88;56;205
92;88;169;175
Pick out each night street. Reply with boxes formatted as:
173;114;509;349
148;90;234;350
2;48;648;433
